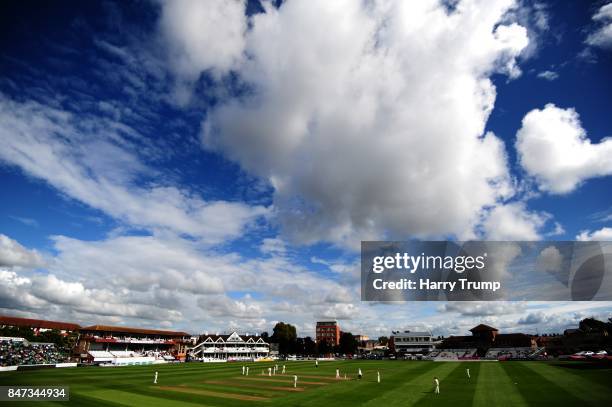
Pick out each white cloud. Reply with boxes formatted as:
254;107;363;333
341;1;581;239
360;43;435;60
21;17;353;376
586;3;612;50
437;301;612;335
0;232;365;332
590;206;612;223
547;221;565;236
442;302;526;317
158;0;247;104
200;0;530;247
316;303;358;321
482;202;547;240
536;70;558;80
516;104;612;194
259;238;287;255
502;1;550;59
50;235;227;295
0;270;46;310
0;269;182;322
536;245;562;272
197;295;264;320
1;235;610;336
0;96;267;244
0;234;45;269
576;227;612;241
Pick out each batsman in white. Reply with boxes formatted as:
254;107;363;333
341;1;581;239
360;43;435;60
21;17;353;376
434;377;440;394
153;371;158;384
293;375;298;388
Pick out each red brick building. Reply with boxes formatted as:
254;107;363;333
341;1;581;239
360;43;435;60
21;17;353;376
316;321;340;346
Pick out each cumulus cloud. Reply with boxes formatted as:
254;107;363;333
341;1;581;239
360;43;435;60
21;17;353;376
197;295;264;320
0;234;44;269
0;270;46;310
316;303;358;320
259;238;287;255
516;104;612;194
0;96;267;244
158;0;247;104
518;311;546;325
50;235;227;295
585;3;612;50
576;227;612;241
536;245;563;272
0;269;181;322
482;202;547;240
201;0;530;247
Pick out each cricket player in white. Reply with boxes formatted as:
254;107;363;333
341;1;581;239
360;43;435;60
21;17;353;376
246;367;249;376
315;360;319;368
377;371;380;383
336;368;340;379
294;375;298;388
466;368;470;379
282;365;286;374
434;377;440;394
268;367;272;376
358;368;362;380
242;366;245;375
153;371;158;384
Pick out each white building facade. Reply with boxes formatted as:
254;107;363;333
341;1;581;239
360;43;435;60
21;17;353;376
189;332;270;361
390;329;434;354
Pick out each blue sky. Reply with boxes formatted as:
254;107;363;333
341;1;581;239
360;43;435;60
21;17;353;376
0;0;611;338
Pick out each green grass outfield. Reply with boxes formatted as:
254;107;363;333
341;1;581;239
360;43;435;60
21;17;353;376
1;360;611;406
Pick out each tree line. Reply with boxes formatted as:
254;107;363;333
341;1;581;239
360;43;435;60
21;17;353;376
0;326;78;350
262;322;382;356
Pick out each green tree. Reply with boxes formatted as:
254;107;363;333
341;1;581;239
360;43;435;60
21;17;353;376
338;332;358;355
378;336;389;346
316;339;331;356
303;337;316;356
270;322;297;355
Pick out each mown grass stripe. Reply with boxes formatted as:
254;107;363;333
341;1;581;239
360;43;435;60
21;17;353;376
521;362;612;405
412;362;480;407
85;388;215;407
358;361;458;406
500;362;587;406
472;361;526;407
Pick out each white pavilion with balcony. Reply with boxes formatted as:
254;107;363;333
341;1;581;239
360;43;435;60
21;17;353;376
188;331;270;361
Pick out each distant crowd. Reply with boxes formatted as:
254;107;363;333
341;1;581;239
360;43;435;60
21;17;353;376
0;339;70;367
